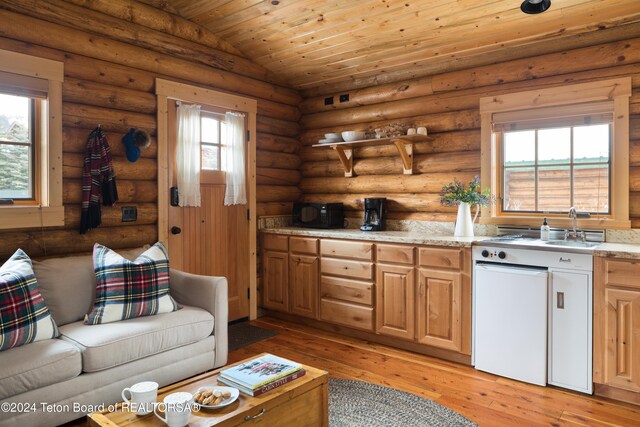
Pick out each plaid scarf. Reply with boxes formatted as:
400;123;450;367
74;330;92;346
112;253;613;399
80;127;118;234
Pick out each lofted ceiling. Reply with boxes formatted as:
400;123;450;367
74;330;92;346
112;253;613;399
161;0;640;93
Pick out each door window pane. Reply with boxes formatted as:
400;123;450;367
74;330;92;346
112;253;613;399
201;117;219;144
202;144;218;170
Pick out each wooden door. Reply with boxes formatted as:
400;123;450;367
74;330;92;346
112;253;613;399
167;100;250;321
263;250;288;311
376;264;415;340
416;268;462;352
289;254;319;318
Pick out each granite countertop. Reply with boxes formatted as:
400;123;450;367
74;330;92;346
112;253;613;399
261;227;494;247
261;227;640;259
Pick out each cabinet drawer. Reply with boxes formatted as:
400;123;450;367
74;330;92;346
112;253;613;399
321;239;373;260
290;237;319;255
263;234;288;252
320;299;374;331
320;276;373;306
418;247;462;269
377;244;415;265
602;258;640;290
321;258;373;280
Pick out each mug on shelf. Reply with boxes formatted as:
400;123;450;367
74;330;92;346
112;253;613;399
417;127;427;135
407;128;417;135
154;392;193;427
122;381;158;415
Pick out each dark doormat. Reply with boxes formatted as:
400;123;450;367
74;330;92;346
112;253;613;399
228;321;278;352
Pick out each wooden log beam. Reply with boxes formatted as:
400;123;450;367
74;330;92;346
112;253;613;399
301;110;480;146
300;130;480;162
257;115;300;138
256;186;302;203
1;0;278;84
257;133;301;154
63;153;157;181
256;202;293;217
257;168;302;186
63;103;156;135
63;78;157;114
301;151;480;178
300;172;477;195
65;0;243;57
0;9;301;106
0;225;157;260
64;203;157;228
256;150;301;170
63;179;157;204
63;127;158;159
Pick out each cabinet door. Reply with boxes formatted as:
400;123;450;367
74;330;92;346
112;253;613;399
416;268;462;352
289;255;319;318
263;251;288;311
376;264;415;340
602;287;640;392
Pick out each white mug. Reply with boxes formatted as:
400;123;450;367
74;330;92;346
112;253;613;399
407;128;417;135
154;392;193;427
122;381;158;415
417;127;427;135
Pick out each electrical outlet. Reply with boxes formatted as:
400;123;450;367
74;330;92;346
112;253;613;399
339;94;350;103
324;96;334;105
122;206;137;222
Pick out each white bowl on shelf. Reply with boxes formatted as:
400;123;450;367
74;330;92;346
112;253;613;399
341;131;366;142
324;133;343;141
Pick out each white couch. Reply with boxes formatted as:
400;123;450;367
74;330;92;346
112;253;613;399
0;249;228;427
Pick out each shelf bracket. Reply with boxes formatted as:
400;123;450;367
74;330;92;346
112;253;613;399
393;139;413;174
332;146;353;177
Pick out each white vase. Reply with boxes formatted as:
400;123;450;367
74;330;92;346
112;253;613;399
454;202;477;237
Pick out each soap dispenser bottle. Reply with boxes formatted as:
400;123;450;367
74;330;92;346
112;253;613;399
540;217;550;241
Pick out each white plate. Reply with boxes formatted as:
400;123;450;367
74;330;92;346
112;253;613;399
318;138;341;144
193;386;239;409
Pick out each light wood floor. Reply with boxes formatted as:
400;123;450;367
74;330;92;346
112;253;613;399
230;317;640;427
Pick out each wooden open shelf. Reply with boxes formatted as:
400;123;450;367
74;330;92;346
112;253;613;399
312;134;433;177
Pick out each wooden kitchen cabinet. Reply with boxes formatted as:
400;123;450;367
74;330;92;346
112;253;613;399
376;263;415;339
594;257;640;400
289;254;319;318
263;250;289;311
416;268;463;352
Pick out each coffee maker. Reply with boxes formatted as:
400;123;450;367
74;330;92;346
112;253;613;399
360;198;387;231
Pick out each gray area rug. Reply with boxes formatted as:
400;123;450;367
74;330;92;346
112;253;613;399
329;378;477;427
227;322;278;352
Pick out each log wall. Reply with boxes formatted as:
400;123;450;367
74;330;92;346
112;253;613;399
0;1;301;259
299;37;640;225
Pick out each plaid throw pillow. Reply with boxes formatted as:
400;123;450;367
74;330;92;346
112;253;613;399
0;249;59;351
85;242;180;325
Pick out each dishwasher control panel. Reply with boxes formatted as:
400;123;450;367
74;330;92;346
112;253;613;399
472;245;593;271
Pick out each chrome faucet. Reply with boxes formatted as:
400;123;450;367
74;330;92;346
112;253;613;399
565;207;586;241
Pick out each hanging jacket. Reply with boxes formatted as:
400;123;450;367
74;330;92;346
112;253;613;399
79;127;118;234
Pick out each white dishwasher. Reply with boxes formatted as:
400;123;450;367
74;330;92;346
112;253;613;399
473;242;593;394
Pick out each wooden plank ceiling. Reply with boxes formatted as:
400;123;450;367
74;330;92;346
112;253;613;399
163;0;640;92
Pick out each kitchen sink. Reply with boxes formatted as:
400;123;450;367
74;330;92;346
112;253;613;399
544;240;601;248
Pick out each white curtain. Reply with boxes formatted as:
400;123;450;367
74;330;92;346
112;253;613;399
176;102;201;207
224;112;247;205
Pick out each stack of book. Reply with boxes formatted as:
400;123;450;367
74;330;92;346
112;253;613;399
217;354;306;397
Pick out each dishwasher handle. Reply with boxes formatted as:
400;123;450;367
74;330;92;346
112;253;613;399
475;263;549;277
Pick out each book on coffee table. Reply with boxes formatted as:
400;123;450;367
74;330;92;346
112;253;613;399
219;354;302;391
218;368;306;396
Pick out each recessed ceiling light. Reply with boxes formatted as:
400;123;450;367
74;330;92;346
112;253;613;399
521;0;551;14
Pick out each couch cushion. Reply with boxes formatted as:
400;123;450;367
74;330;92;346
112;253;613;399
85;243;179;325
1;249;59;351
33;246;150;326
60;305;213;372
0;339;81;400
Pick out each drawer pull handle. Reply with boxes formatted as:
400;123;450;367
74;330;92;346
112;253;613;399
245;408;266;421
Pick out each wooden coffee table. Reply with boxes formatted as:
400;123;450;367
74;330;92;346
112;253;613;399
88;354;328;426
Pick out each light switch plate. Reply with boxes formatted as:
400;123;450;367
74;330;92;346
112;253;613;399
122;206;137;222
